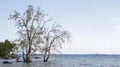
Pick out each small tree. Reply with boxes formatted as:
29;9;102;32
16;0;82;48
41;23;71;62
9;5;49;62
0;40;15;57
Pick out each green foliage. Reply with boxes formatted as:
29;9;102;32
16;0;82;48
0;40;15;57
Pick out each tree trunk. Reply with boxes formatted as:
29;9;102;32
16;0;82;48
22;52;26;62
22;52;31;62
25;37;32;62
45;55;49;62
43;51;50;62
43;51;47;62
25;53;31;62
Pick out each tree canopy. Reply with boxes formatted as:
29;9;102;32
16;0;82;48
0;40;15;57
9;5;50;62
9;5;71;62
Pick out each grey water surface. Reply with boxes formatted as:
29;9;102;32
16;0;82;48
0;54;120;67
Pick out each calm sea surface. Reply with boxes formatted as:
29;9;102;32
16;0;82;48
0;54;120;67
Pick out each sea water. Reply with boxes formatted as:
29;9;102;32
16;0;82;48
0;54;120;67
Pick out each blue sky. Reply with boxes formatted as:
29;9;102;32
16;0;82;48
1;0;120;54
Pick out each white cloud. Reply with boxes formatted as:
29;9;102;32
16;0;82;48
62;34;120;54
112;17;120;31
113;26;120;31
112;17;120;22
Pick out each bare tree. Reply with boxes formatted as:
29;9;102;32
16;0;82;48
41;23;71;62
9;5;49;62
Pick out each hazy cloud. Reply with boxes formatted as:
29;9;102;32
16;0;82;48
112;17;120;31
112;17;120;22
113;26;120;31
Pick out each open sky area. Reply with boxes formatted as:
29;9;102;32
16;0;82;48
1;0;120;54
